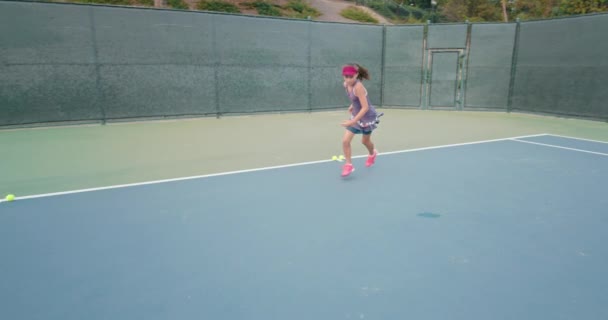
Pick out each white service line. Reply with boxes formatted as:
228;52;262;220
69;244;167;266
1;133;549;203
542;134;608;145
511;139;608;157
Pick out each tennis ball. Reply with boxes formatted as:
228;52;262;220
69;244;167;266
331;156;338;161
5;194;15;202
339;155;345;160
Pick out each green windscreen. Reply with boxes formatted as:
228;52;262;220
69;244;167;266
383;25;424;107
214;15;310;114
512;14;608;119
94;7;218;118
2;1;607;127
429;52;459;107
1;2;102;126
465;23;516;110
427;24;467;49
0;2;384;125
310;22;383;109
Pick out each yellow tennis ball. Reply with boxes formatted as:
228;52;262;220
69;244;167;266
339;155;345;160
5;194;15;202
331;156;338;161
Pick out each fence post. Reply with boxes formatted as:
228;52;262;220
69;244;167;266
307;16;313;112
461;20;472;111
421;20;430;109
507;17;521;113
89;7;106;125
380;24;387;107
211;14;221;118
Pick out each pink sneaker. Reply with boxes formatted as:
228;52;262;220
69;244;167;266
341;163;355;177
365;149;378;167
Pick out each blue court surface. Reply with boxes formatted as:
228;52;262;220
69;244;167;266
1;134;607;320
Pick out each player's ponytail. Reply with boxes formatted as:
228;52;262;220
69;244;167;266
353;64;370;80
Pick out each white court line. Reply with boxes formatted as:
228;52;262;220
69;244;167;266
543;134;608;145
1;133;548;203
511;139;608;157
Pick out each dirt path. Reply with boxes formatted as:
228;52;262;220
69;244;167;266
307;0;392;24
182;0;392;25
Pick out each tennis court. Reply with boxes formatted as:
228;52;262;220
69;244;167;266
2;1;608;319
2;132;608;320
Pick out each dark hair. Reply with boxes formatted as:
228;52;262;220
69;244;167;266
349;63;370;80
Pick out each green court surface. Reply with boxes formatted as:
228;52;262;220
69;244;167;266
2;109;607;198
1;126;608;320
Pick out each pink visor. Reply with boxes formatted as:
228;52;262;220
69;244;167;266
342;66;358;76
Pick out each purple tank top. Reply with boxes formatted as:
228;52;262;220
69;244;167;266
346;80;378;128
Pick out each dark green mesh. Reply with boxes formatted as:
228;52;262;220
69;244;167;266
2;1;607;127
427;24;468;49
429;52;459;107
383;25;424;107
465;23;516;110
512;15;608;119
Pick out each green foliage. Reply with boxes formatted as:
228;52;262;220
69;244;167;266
432;0;607;22
240;0;320;18
367;1;397;19
197;0;241;13
510;0;607;20
167;0;189;9
70;0;155;5
438;0;502;22
253;1;282;16
409;0;432;9
511;0;559;18
286;0;307;12
559;0;607;15
46;0;608;22
72;0;132;5
284;0;321;18
365;1;427;22
341;6;379;23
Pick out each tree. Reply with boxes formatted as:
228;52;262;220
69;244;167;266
408;0;433;9
560;0;608;14
435;0;608;22
501;0;508;21
438;0;502;21
513;0;559;18
438;0;467;21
